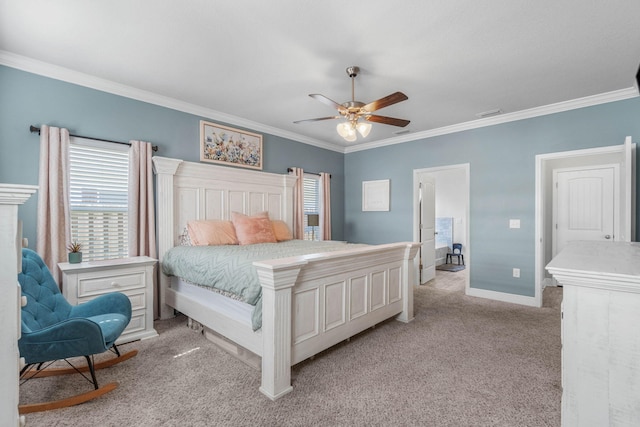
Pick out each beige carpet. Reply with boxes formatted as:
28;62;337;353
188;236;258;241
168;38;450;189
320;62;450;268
22;273;562;426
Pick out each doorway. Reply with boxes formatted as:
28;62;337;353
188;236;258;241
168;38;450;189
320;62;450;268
413;163;470;291
535;138;635;306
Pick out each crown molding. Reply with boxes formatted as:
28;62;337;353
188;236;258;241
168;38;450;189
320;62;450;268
0;50;341;153
344;87;639;153
2;50;637;156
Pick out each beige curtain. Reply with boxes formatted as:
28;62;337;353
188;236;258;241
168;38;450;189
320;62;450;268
128;140;157;319
36;125;71;284
320;172;331;240
128;140;157;258
290;167;304;239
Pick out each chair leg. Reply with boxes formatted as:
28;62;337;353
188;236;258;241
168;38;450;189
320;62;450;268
20;363;33;377
19;350;136;414
21;350;138;379
85;356;99;390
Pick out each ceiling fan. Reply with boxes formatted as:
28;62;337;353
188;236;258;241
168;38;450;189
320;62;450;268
294;66;410;142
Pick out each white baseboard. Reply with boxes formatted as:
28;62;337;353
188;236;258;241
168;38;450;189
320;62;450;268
541;277;558;287
467;287;538;307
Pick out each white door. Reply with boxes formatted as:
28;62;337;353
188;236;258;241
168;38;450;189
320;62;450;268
553;166;617;257
419;174;436;283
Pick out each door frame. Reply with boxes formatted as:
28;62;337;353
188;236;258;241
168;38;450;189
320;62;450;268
535;138;635;306
413;163;470;292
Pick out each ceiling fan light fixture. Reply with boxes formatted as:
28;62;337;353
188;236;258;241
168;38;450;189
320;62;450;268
356;121;372;138
344;132;357;142
338;119;371;141
337;121;356;139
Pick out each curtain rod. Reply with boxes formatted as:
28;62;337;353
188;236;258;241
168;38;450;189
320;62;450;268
29;125;159;152
287;167;331;178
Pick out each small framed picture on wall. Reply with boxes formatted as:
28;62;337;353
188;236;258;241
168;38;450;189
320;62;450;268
362;179;390;211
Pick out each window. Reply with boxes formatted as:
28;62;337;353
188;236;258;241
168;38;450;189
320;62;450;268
303;174;321;240
69;138;129;261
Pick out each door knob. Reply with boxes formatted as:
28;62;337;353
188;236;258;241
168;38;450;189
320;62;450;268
604;235;611;239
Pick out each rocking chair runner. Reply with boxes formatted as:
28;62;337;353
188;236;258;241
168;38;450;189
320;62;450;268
18;248;137;413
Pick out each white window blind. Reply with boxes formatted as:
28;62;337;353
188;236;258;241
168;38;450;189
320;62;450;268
69;139;129;261
303;175;320;240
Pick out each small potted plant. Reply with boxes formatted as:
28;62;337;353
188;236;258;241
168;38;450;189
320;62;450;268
67;240;83;264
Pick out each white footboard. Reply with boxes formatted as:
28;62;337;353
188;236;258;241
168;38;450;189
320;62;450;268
254;242;419;400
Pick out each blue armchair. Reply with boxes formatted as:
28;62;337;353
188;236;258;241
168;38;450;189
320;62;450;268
18;248;137;413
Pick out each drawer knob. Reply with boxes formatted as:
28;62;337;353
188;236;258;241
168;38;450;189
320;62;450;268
111;281;120;288
21;296;28;307
19;357;26;369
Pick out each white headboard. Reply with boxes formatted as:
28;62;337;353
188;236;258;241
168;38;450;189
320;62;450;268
152;157;297;318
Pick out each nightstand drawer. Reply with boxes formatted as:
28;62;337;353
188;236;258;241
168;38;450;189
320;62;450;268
126;291;146;311
116;310;146;344
79;289;146;311
77;271;145;298
124;310;146;334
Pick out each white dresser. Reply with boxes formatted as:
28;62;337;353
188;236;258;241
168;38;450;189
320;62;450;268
0;184;37;427
59;257;158;344
546;241;640;427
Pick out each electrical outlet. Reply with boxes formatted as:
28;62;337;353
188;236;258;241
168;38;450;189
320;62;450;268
509;219;520;229
513;268;520;278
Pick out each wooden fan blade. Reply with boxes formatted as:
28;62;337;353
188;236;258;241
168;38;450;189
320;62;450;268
362;92;408;112
294;116;341;124
309;94;345;111
365;115;410;127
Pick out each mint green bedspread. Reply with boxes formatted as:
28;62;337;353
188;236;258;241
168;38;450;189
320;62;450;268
162;240;366;330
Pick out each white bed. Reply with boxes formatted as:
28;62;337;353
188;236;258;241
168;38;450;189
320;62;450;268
153;157;420;400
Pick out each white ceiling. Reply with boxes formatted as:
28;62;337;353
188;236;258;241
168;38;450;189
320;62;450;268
2;1;640;152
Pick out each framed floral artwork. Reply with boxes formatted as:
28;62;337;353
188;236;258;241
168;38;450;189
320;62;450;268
200;120;263;170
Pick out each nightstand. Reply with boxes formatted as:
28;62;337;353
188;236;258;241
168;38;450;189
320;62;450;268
59;256;158;344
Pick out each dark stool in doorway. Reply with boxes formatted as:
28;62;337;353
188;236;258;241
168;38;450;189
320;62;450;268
446;243;464;265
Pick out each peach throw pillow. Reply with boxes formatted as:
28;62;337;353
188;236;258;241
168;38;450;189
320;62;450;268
231;211;277;245
187;220;238;246
271;220;293;241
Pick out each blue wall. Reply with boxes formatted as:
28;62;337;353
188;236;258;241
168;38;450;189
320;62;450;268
3;64;640;299
0;65;345;247
345;97;640;296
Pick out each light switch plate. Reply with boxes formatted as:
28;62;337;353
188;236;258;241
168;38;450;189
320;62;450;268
509;219;520;229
